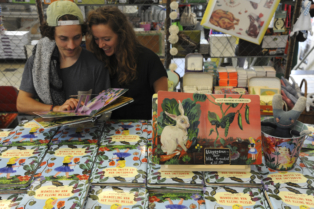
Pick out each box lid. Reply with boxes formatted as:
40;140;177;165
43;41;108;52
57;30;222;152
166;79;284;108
185;53;203;72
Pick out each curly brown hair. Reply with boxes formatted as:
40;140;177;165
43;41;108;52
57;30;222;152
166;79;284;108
87;6;141;85
40;14;87;40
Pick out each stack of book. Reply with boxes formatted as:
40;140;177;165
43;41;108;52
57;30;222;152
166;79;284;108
50;124;103;146
218;67;238;87
253;66;267;77
90;120;148;187
225;67;238;87
2;121;58;147
84;186;149;209
237;68;248;87
263;66;276;77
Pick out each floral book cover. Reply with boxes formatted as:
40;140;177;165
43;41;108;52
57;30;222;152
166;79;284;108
34;144;97;182
84;186;148;209
0;145;46;188
302;124;314;149
17;180;89;209
203;166;262;187
90;145;147;186
153;91;261;165
0;193;25;209
264;185;314;209
34;88;129;118
148;190;206;209
147;145;204;188
204;186;269;209
50;125;103;145
1;121;58;147
299;150;314;175
254;158;314;191
100;120;149;146
150;94;158;147
200;0;280;45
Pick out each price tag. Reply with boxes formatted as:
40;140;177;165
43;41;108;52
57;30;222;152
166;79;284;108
204;148;230;165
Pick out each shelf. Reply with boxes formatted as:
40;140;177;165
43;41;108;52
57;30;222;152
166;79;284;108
1;11;38;18
172;54;288;59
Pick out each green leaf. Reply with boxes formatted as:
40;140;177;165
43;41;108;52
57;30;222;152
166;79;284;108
89;195;99;201
208;128;214;136
23;165;31;171
68;197;79;201
220;113;235;128
27;191;36;196
208;111;220;125
79;164;88;170
269;194;281;200
95;206;102;209
96;189;103;195
193;93;207;102
220;138;225;146
205;196;217;202
29;201;36;206
50;157;56;161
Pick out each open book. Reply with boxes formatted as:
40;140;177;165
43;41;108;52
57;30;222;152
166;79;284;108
33;88;134;128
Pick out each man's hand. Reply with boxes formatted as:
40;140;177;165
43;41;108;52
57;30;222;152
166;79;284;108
53;98;80;111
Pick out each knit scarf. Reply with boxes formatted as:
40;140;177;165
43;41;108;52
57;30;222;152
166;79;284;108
32;37;65;105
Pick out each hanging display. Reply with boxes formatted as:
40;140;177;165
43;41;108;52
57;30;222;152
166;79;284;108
201;0;280;44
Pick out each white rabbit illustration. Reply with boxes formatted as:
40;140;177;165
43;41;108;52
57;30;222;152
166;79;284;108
161;100;190;155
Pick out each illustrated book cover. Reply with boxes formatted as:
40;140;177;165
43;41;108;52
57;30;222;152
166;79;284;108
302;124;314;149
147;145;204;189
101;120;150;146
50;125;103;145
33;88;134;128
90;145;147;186
84;186;148;209
0;193;25;208
203;165;262;188
254;158;314;191
34;88;129;118
0;145;47;188
204;186;270;209
299;150;314;175
2;121;58;147
153;91;262;165
17;180;89;209
264;185;314;209
0;129;13;145
148;190;206;209
33;144;98;182
201;0;281;45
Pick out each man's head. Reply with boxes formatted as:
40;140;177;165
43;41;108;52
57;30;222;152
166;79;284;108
40;1;87;57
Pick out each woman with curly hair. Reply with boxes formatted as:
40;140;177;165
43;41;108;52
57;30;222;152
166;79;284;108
17;1;110;114
87;6;167;120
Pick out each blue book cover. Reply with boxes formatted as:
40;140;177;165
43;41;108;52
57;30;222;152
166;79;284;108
2;121;58;147
254;158;313;190
147;145;204;188
34;144;98;182
264;185;314;209
302;124;314;149
0;145;47;187
100;120;149;146
85;186;148;209
204;186;269;209
203;165;262;187
148;190;206;209
90;145;147;185
50;125;102;145
17;180;89;209
0;193;25;209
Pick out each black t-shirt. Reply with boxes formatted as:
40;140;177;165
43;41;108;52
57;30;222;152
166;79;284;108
110;46;167;120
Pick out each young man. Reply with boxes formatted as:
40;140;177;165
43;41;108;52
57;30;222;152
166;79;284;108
17;1;110;114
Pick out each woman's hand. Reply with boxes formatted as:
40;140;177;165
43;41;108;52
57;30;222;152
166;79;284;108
53;98;81;111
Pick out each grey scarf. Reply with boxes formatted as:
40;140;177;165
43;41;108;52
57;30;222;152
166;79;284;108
32;37;65;105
